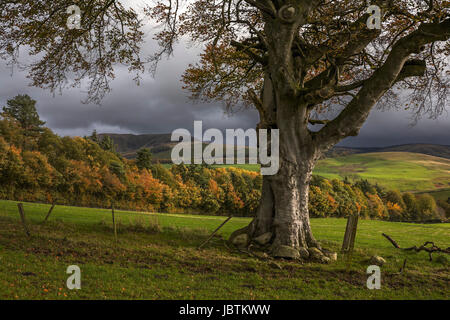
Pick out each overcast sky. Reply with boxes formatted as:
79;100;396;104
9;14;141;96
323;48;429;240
0;13;449;148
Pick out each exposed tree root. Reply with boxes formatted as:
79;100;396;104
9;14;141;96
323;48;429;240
223;240;285;271
382;233;450;261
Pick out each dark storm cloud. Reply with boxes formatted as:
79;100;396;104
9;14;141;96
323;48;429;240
340;109;450;147
0;35;448;147
0;43;259;137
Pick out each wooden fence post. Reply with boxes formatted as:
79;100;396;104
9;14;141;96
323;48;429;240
43;203;56;223
17;203;31;237
112;203;118;242
342;214;359;253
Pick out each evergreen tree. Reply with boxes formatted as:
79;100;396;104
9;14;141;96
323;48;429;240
2;94;45;131
99;135;116;153
136;148;152;170
90;129;99;143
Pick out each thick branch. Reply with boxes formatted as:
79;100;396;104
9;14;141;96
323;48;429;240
302;26;380;105
382;233;450;261
335;59;426;94
395;59;427;81
243;0;276;18
231;40;267;65
304;13;374;65
314;18;450;150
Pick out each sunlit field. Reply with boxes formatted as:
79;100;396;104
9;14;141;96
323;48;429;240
0;200;448;300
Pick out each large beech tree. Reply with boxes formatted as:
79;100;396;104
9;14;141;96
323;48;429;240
1;0;449;258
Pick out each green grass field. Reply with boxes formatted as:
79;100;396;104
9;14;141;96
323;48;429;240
0;200;448;300
315;152;450;192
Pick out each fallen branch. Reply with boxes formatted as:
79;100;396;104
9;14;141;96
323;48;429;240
43;203;56;223
382;233;400;248
382;233;450;261
197;216;232;249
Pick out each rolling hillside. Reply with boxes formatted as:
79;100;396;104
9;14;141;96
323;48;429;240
314;152;450;192
99;133;450;160
100;133;256;162
327;144;450;159
378;144;450;159
214;152;450;194
98;133;176;159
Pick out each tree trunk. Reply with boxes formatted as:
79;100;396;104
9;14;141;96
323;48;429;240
229;94;324;259
248;153;320;248
227;18;331;258
229;152;322;258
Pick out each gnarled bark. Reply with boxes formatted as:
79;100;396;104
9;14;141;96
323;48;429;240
230;75;323;258
232;153;321;252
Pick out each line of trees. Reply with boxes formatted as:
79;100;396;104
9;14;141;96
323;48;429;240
0;95;445;221
309;176;445;221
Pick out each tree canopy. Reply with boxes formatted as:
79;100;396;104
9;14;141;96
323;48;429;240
2;94;45;131
1;1;448;122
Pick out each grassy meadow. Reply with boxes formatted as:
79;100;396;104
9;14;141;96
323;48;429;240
0;200;448;300
314;152;450;192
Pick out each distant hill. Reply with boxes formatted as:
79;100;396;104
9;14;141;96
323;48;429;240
326;144;450;159
377;144;450;159
99;133;450;161
315;152;450;192
98;133;177;160
99;133;256;162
